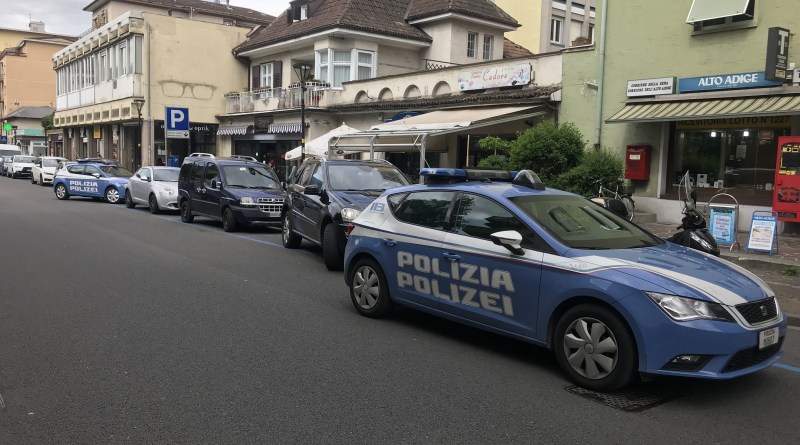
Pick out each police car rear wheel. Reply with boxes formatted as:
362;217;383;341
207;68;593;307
350;258;391;317
55;183;69;200
105;187;120;204
125;190;135;208
282;213;301;248
180;201;194;223
554;304;637;392
322;223;344;271
222;208;237;232
149;194;160;214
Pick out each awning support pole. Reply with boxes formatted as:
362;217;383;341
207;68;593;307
370;135;376;161
419;134;428;184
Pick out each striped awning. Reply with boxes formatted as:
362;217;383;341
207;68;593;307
267;123;302;133
217;125;251;136
606;95;800;123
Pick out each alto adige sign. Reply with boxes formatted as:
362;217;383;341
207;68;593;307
678;71;782;93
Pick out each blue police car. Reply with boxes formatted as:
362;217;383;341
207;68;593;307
343;168;787;391
53;160;133;204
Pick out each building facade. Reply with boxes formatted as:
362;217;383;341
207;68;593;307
560;0;800;229
495;0;596;53
52;0;274;170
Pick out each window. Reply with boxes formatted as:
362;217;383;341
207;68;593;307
119;42;128;77
467;32;478;58
190;162;204;182
292;4;308;21
453;194;537;248
204;162;219;187
688;0;756;32
589;24;595;43
482;35;494;60
310;163;324;188
315;49;376;87
260;63;273;89
99;50;108;82
550;18;563;44
392;191;455;230
67;165;85;175
83;166;102;177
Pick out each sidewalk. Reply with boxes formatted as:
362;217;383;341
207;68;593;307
639;221;800;324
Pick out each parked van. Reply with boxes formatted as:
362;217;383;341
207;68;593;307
178;157;285;232
0;143;21;157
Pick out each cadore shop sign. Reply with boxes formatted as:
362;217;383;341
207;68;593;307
458;63;532;91
678;71;782;93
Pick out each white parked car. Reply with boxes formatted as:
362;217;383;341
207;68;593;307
7;155;36;179
31;156;68;186
125;166;180;213
182;152;214;165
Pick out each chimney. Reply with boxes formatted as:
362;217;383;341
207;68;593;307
29;20;45;33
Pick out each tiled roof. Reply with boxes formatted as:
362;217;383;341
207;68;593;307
235;0;520;54
407;0;518;28
326;84;560;112
503;38;534;58
6;106;54;119
83;0;275;25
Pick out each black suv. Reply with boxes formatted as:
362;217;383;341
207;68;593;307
282;158;410;270
178;157;285;232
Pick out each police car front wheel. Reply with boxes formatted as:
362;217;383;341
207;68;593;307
554;304;637;392
55;184;70;200
105;187;121;204
349;258;392;318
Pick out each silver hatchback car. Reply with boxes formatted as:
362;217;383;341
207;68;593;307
125;166;180;213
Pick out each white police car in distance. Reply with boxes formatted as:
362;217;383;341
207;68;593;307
53;160;133;204
343;168;787;391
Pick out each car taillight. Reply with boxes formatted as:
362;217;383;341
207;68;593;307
345;223;355;236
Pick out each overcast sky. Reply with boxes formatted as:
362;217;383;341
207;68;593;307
3;0;291;36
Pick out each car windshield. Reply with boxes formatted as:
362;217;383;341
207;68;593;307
43;159;63;167
223;165;280;189
510;194;663;250
153;169;179;182
14;156;35;163
327;164;409;191
99;165;133;177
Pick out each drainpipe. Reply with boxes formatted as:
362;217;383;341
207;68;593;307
147;21;153;165
594;0;609;150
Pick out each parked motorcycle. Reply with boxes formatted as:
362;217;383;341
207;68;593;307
667;171;720;256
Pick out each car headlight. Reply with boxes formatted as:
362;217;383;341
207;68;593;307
341;207;362;222
159;186;175;196
240;196;256;206
647;292;734;322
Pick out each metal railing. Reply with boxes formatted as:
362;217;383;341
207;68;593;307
424;59;460;70
224;82;331;114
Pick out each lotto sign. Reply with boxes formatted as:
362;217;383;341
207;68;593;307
165;107;190;139
746;213;778;254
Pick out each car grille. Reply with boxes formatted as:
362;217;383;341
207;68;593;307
23;167;31;172
257;197;284;214
735;297;779;325
722;337;784;373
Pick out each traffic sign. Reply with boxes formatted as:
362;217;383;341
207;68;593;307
165;107;190;139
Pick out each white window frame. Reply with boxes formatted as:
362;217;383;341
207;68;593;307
467;32;478;58
99;50;108;82
482;35;494;60
356;50;374;80
550;18;563;44
119;41;128;77
315;48;376;87
260;62;274;90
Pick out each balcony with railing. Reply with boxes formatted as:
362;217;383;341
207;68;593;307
224;82;331;114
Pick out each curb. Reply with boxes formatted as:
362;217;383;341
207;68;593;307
719;252;798;271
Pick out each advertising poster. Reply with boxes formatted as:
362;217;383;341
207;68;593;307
710;207;735;245
747;214;777;253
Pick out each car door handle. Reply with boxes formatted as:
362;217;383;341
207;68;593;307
443;253;461;262
382;239;397;247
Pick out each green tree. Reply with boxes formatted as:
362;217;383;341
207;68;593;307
555;148;625;197
508;121;586;183
41;113;55;131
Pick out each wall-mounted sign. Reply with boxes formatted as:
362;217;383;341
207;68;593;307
626;77;675;97
93;127;101;139
678;71;782;93
165;107;190;139
458;63;532;91
765;27;790;82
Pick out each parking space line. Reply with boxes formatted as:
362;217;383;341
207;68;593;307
773;363;800;373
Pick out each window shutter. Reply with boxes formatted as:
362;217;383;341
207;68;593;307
273;61;283;88
286;8;293;23
251;65;260;89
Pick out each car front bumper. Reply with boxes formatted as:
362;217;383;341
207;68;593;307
231;205;282;225
617;294;788;379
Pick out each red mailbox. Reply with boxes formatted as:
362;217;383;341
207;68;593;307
624;144;651;180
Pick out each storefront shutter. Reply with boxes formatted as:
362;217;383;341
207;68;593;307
686;0;751;23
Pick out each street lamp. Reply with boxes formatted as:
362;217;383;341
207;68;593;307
293;63;313;162
132;98;145;169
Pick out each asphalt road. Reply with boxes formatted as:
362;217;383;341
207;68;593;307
1;176;799;444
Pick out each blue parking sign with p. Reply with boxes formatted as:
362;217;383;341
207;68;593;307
165;107;190;139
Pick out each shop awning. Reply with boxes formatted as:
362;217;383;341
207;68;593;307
268;123;301;133
606;94;800;123
217;125;251;136
686;0;751;23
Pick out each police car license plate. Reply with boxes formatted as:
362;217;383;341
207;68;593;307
758;327;778;350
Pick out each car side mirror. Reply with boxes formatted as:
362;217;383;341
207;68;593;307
304;184;321;195
490;230;525;255
140;175;149;181
92;173;101;178
211;179;218;189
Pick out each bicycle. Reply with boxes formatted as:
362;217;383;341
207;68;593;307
592;180;636;221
